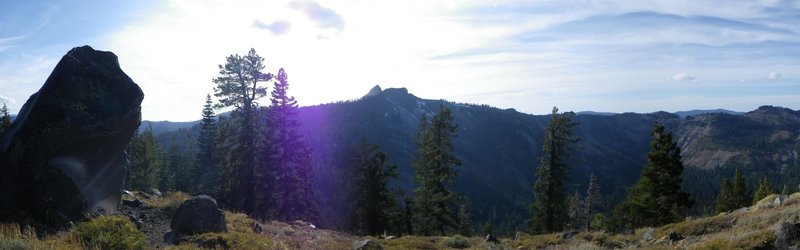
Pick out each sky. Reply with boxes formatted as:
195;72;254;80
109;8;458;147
0;0;799;121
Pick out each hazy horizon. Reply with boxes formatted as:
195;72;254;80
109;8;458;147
1;0;799;121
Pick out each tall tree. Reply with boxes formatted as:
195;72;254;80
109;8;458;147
613;123;693;230
585;173;602;231
567;189;584;230
212;48;271;212
260;68;318;222
0;103;10;134
196;94;219;195
411;106;463;236
128;126;163;190
731;169;748;209
715;178;733;213
753;177;775;205
529;107;579;233
351;139;400;235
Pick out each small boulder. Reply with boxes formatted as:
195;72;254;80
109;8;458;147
149;188;163;197
558;230;578;239
485;234;500;243
643;227;655;241
165;195;227;244
122;199;144;208
775;223;800;249
353;239;382;250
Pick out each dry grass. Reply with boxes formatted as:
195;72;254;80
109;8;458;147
145;191;192;211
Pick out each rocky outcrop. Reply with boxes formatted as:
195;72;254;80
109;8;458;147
0;46;143;226
775;223;800;250
165;195;227;244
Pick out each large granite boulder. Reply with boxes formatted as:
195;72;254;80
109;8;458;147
0;45;143;226
165;195;227;244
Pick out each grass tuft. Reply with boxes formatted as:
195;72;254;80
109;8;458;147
73;215;147;250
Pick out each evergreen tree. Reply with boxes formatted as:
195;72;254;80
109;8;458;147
351;139;399;235
731;169;748;209
613;123;693;230
567;189;584;230
260;68;318;222
0;103;10;134
529;107;579;233
212;48;271;212
411;106;463;236
128;126;163;190
753;177;775;204
715;178;733;213
215;115;240;206
196;94;219;195
585;173;602;231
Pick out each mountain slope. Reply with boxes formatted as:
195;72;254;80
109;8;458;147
152;87;800;233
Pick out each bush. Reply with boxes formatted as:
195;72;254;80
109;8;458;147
179;232;287;250
442;235;470;249
73;216;147;250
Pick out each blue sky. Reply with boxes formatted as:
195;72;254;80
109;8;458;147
1;0;799;121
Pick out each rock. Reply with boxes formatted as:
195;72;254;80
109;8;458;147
165;195;227;244
485;234;500;243
122;199;144;208
643;227;655;241
668;232;683;243
353;239;382;250
775;223;800;249
0;45;143;226
558;230;578;239
148;188;162;197
385;235;396;240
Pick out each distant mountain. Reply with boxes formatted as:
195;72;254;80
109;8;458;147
675;109;744;118
139;120;198;135
576;111;618;116
149;87;800;233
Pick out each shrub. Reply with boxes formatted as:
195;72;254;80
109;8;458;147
73;216;147;250
442;235;470;249
179;232;287;250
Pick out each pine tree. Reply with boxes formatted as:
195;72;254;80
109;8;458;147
731;169;748;209
529;107;579;233
613;123;693;230
351;139;399;235
411;106;463;236
585;173;602;231
567;189;584;230
212;48;271;212
0;103;11;135
753;177;775;204
196;94;219;195
715;178;733;213
128;126;164;190
261;68;318;222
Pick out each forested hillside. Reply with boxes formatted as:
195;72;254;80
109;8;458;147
150;86;800;234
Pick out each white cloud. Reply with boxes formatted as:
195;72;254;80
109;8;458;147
253;20;291;35
0;95;15;105
769;72;782;79
289;1;344;32
672;73;696;81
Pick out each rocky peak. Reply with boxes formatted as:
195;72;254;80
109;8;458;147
364;85;382;98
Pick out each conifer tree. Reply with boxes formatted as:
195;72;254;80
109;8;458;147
411;106;463;236
196;94;219;195
715;178;733;213
613;123;693;230
753;177;775;204
128;126;163;190
585;173;602;231
567;189;584;230
731;169;748;209
0;103;10;134
212;48;271;212
351;139;399;235
261;68;318;222
529;107;579;233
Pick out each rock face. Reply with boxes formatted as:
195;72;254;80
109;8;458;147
353;239;383;250
166;195;227;244
0;46;143;226
775;223;800;250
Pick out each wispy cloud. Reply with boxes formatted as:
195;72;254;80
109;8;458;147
673;73;696;81
253;19;291;35
769;72;782;79
0;95;15;105
289;1;344;32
